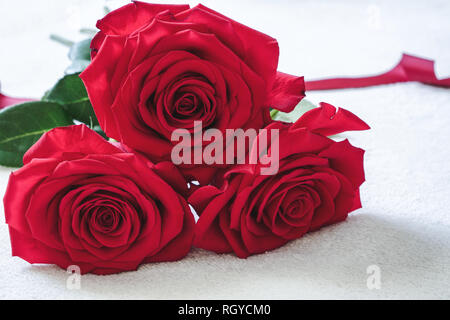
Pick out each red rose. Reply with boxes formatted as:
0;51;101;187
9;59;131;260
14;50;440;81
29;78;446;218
81;2;305;183
190;103;369;257
3;125;194;275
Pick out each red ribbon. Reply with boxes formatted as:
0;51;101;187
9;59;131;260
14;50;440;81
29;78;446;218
305;53;450;91
0;93;33;110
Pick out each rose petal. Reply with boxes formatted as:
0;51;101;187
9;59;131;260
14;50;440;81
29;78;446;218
187;4;279;88
318;139;366;189
268;72;305;112
3;159;58;234
80;36;127;139
24;125;121;165
96;2;190;36
292;102;370;136
145;198;195;262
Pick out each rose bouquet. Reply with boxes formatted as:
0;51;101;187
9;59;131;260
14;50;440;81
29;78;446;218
2;2;446;275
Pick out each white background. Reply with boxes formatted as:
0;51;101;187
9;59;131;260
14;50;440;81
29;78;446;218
0;0;449;299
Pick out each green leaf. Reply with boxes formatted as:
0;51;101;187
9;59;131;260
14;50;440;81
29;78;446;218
271;99;317;122
49;34;74;47
65;59;90;75
269;109;279;119
66;39;91;74
79;28;98;37
0;150;22;167
68;39;91;61
44;73;98;126
0;101;73;167
91;125;108;140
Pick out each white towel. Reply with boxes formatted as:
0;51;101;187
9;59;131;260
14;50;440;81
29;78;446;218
0;0;449;299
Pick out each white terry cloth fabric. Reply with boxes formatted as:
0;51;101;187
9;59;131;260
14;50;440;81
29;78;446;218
0;0;449;299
